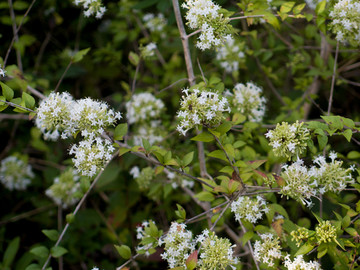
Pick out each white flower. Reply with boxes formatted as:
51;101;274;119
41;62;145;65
0;155;34;190
0;64;6;77
126;93;164;124
74;0;106;19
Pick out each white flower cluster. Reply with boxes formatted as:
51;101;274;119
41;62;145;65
45;168;83;208
280;159;318;207
196;230;238;270
132;121;164;146
36;92;121;177
253;233;282;268
182;0;232;50
0;64;6;77
74;0;106;19
143;13;167;33
310;152;354;194
231;196;269;224
216;36;245;73
176;88;230;135
279;153;355;207
166;170;194;190
126;93;164;124
69;137;114;177
265;121;310;160
69;98;121;138
36;92;121;141
140;43;157;59
0;155;34;190
129;166;155;190
160;222;195;269
136;220;157;256
329;0;360;46
284;255;322;270
229;82;266;122
35;92;74;141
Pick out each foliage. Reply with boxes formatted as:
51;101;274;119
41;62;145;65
1;0;360;269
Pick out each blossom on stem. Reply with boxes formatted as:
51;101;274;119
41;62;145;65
45;168;84;208
74;0;106;19
253;233;282;268
35;91;74;141
216;35;245;73
176;88;230;135
182;0;233;50
228;82;266;122
0;155;34;190
283;254;322;270
329;0;360;46
126;93;164;124
265;121;310;160
230;196;269;224
69;137;115;177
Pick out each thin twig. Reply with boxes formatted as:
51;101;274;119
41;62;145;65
185;200;228;224
210;201;231;231
54;60;73;92
0;100;35;113
156;78;188;94
8;0;23;72
0;204;55;225
131;61;141;94
41;151;119;270
240;221;261;270
327;40;340;116
172;0;195;85
0;113;30;121
3;0;37;67
116;254;140;270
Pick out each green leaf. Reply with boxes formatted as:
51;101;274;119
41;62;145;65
194;191;214;202
347;151;360;159
191;131;214;142
114;123;128;140
321;115;344;131
25;264;42;270
1;82;14;101
175;204;186;221
264;14;279;29
22;92;35;109
293;3;306;14
208;150;228;162
317;135;328;150
185;250;198;270
280;2;295;13
315;0;326;15
183;151;194;167
42;230;59;241
50;246;68;258
66;213;75;224
215;121;232;135
317;246;328;258
342;129;352;142
129;51;140;66
118;147;131;156
30;246;49;258
295;242;315;256
115;245;131;259
3;237;20;267
72;48;90;63
241;231;254;246
142;138;151;152
232;113;246;124
0;96;9;111
342;117;355;128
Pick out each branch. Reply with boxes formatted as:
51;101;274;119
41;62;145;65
8;0;23;72
327;40;340;116
0;100;35;113
41;150;119;270
54;60;73;92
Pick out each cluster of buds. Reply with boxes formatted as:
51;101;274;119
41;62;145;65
143;13;167;33
176;88;230;135
196;230;238;270
315;220;337;244
129;166;155;190
45;168;85;208
230;196;269;224
253;233;282;267
228;82;266;122
182;0;233;50
0;155;34;190
74;0;106;19
265;121;310;160
329;0;360;46
216;36;245;73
